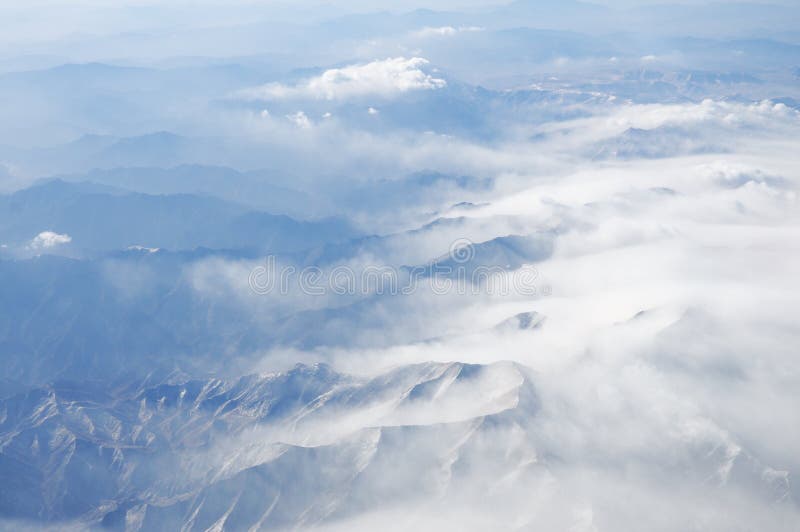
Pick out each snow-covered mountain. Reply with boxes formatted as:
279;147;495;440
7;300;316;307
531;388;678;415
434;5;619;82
1;360;790;531
0;362;536;528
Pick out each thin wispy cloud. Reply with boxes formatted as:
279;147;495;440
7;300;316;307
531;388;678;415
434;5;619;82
411;26;483;38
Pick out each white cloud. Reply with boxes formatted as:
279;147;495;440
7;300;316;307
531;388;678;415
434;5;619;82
237;57;446;101
286;110;312;128
28;231;71;250
412;26;483;38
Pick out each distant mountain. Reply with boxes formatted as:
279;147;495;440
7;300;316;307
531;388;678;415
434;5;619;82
0;254;220;385
420;233;555;278
494;311;545;332
0;179;358;254
487;1;800;38
0;61;268;147
591;125;726;160
55;165;330;218
0;221;557;385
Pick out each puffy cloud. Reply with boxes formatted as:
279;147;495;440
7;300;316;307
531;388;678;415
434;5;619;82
28;231;71;250
236;57;446;101
286;110;312;128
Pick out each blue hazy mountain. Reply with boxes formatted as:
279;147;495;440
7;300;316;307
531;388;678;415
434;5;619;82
0;180;358;254
54;165;329;217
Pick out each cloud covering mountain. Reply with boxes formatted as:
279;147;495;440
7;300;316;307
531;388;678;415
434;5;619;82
0;1;799;531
